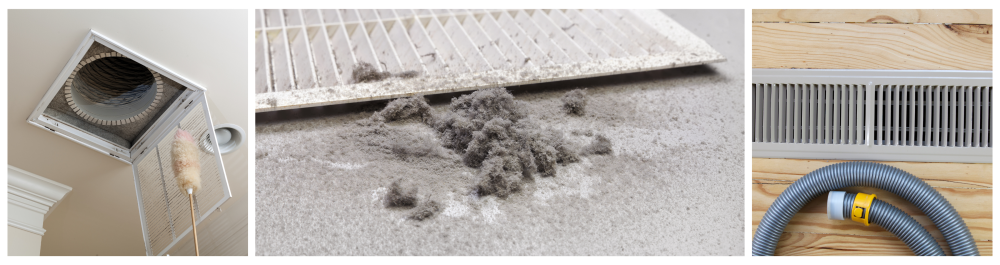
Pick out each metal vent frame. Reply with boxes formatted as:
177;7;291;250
752;69;992;163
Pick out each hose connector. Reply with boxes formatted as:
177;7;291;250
828;191;877;226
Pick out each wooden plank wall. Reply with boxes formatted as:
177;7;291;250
751;10;994;256
752;9;992;70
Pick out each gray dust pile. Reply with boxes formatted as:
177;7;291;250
352;62;420;83
363;87;611;220
561;88;588;116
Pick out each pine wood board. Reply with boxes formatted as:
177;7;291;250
752;23;992;70
752;9;993;24
749;232;993;256
751;158;993;255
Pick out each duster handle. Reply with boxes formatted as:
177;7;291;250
188;191;200;256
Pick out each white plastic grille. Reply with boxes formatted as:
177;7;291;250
752;83;866;145
254;9;724;111
872;85;991;147
135;102;226;256
752;84;992;148
751;69;992;163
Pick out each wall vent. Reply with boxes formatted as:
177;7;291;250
752;69;991;163
26;30;231;255
254;9;724;112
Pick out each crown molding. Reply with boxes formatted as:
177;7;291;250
8;166;73;236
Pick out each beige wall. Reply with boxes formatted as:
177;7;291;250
8;226;42;256
7;9;248;255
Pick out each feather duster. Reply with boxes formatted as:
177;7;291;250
172;128;201;194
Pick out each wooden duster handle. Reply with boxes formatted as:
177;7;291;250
189;193;200;256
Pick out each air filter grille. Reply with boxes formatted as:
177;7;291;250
254;9;724;112
751;69;992;163
134;101;227;256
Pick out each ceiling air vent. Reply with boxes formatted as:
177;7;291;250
27;30;231;255
254;9;724;111
752;69;991;163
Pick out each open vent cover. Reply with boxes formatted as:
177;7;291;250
27;30;231;255
254;9;724;112
752;69;992;163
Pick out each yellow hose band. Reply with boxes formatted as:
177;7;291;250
850;192;877;226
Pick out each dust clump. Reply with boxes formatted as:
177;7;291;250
385;178;418;208
371;96;433;123
353;62;389;83
390;132;452;160
369;87;607;200
561;88;588;116
395;71;420;79
408;200;441;221
582;134;613;155
352;62;421;83
430;88;581;197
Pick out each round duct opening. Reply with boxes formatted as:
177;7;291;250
200;124;245;155
65;52;162;125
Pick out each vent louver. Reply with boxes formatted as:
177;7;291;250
752;69;992;163
254;9;724;112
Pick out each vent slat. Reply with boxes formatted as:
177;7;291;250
753;84;760;142
807;84;814;143
778;84;785;142
766;83;774;143
957;86;962;146
909;86;915;146
974;86;981;147
785;84;791;143
875;85;881;145
854;85;861;144
892;86;906;145
794;84;801;143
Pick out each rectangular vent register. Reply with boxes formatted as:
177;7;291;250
26;30;231;256
254;9;725;112
752;69;991;163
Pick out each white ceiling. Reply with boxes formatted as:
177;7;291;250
7;9;248;256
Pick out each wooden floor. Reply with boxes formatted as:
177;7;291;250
751;9;993;256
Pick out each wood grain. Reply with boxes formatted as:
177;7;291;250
752;9;993;24
751;158;993;255
752;23;992;70
751;232;994;256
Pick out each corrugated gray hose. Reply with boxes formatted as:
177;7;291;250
751;161;978;256
832;192;944;256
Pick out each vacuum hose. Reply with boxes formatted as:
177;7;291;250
827;191;944;256
751;161;978;256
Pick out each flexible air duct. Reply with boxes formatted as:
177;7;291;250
751;161;978;256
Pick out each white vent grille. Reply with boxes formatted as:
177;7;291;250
132;100;230;256
753;83;866;145
254;9;724;112
752;69;992;163
871;85;991;147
